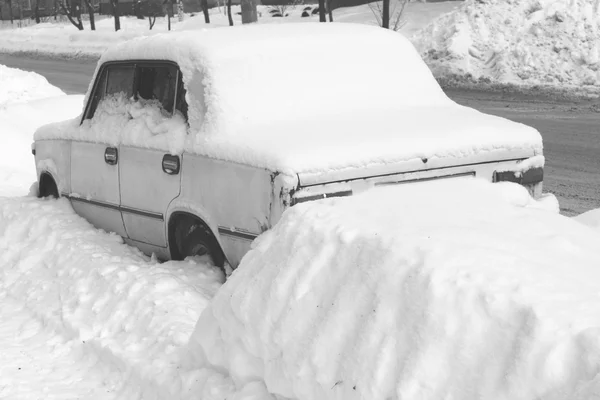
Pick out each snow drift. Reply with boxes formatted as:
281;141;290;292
0;64;82;196
194;179;600;400
0;196;226;399
413;0;600;88
0;63;64;107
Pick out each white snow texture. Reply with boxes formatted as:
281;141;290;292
195;179;600;400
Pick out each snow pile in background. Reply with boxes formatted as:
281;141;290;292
413;0;600;87
0;64;64;107
0;64;82;196
575;208;600;232
0;196;227;399
194;179;600;400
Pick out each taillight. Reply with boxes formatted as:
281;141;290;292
493;167;544;185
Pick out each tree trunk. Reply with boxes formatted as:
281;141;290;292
240;0;256;23
111;0;120;30
8;0;13;23
85;0;95;30
167;0;172;30
60;0;84;29
34;0;40;23
327;0;332;22
382;0;389;29
200;0;209;23
318;0;325;22
226;0;232;25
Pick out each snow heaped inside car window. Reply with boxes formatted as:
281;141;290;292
136;65;177;114
85;64;135;120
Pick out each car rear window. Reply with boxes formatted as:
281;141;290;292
84;62;188;121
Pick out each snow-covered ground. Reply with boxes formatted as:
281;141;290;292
3;56;600;399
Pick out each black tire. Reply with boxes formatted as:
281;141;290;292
174;219;225;270
38;175;59;199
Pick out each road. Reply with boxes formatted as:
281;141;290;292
2;54;598;216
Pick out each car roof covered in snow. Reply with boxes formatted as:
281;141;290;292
43;23;542;175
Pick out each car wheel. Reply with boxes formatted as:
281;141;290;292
176;221;225;272
38;175;59;199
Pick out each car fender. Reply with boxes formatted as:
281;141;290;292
165;197;226;253
36;158;63;194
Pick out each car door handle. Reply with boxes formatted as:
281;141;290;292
104;147;118;165
162;154;180;175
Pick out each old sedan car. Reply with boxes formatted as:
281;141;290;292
32;23;545;273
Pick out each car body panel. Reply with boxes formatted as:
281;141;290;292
119;146;182;247
177;154;273;267
34;139;71;194
70;141;127;237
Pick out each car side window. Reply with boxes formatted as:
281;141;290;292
84;62;189;122
136;65;177;113
85;64;135;120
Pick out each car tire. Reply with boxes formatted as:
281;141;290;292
38;175;59;199
176;220;225;272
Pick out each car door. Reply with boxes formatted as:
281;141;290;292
70;64;135;237
119;63;186;247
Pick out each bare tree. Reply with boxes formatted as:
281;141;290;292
5;0;14;23
369;0;407;31
326;0;332;21
33;0;40;23
83;0;96;30
110;0;120;30
60;0;84;30
241;0;256;23
318;0;325;22
143;0;162;29
227;0;233;25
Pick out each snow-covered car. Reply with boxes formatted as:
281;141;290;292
32;23;545;272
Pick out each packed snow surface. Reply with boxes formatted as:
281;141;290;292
195;179;600;400
0;64;83;196
35;23;542;174
413;0;600;87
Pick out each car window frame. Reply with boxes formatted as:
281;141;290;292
81;60;187;124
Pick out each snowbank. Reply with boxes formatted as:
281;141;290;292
194;179;600;400
0;64;82;196
413;0;600;88
0;196;226;398
0;63;64;107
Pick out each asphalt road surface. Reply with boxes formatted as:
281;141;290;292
2;53;598;216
